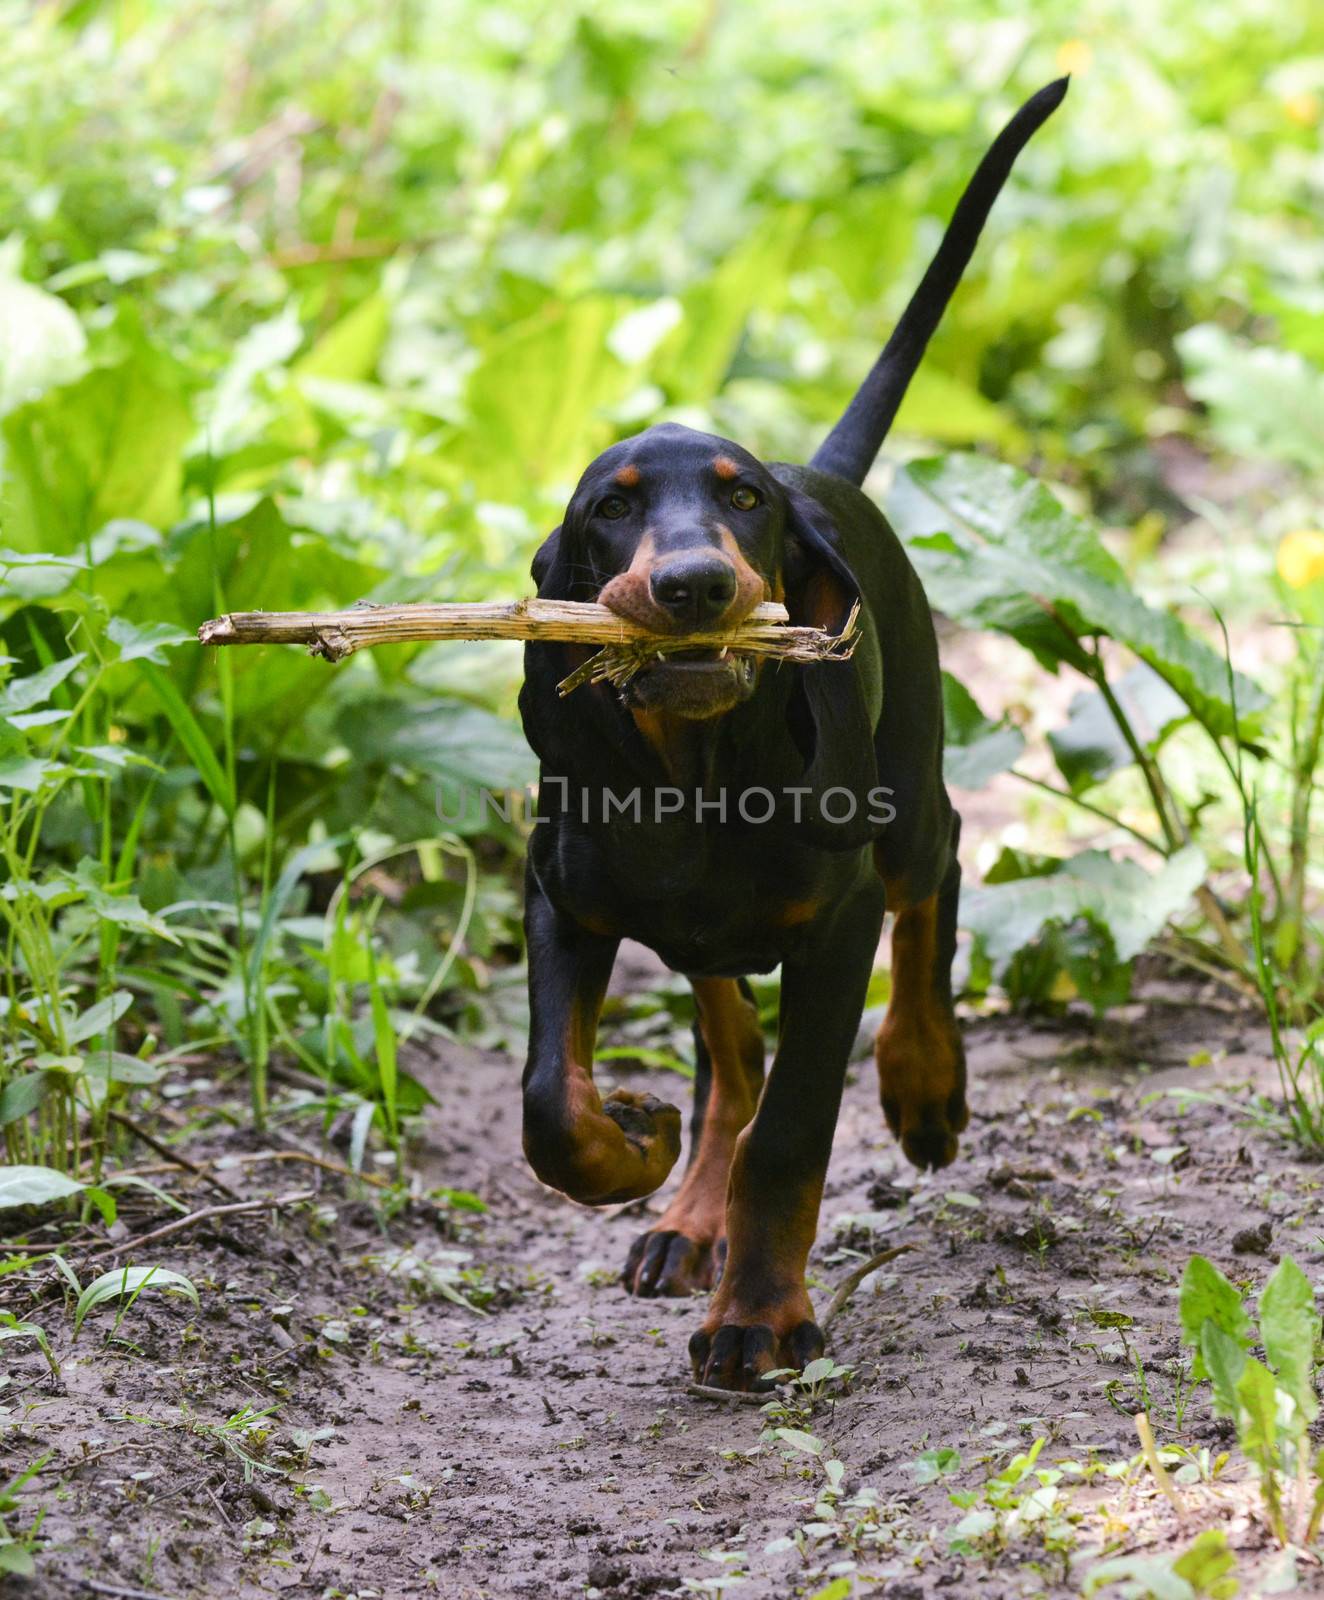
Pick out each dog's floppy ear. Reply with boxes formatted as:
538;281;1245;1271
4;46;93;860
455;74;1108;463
782;489;881;851
530;526;562;595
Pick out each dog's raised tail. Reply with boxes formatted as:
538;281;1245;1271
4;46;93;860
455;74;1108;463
810;77;1068;487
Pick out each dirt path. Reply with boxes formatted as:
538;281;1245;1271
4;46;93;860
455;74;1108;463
6;973;1316;1600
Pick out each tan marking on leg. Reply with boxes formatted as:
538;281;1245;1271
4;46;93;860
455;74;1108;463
624;978;764;1296
874;893;968;1171
526;984;682;1206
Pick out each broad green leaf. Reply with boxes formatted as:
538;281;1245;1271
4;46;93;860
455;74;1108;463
1235;1356;1278;1459
1170;1529;1239;1600
0;756;64;791
1179;324;1324;474
65;990;134;1045
84;1051;164;1086
2;353;192;553
1083;1555;1193;1600
0;273;86;414
0;654;85;715
338;697;537;794
73;1264;200;1336
462;296;634;492
295;292;389;383
941;672;1025;789
1048;664;1189;795
107;617;194;664
0;1070;58;1127
894;365;1024;449
0;1165;83;1210
963;845;1206;970
888;455;1267;738
1180;1255;1253;1368
653;208;805;404
1259;1255;1319;1423
1201;1322;1250;1421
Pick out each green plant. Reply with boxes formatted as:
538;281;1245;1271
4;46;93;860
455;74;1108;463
70;1262;201;1341
1085;1528;1240;1599
0;1453;51;1578
0;1309;59;1377
1179;1253;1324;1546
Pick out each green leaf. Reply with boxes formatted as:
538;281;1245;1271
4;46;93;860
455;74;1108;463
1259;1255;1319;1423
1202;1323;1250;1421
65;990;134;1045
73;1265;200;1337
1179;1255;1253;1374
0;1311;59;1377
1171;1529;1239;1600
0;273;86;414
2;352;192;554
773;1428;824;1455
0;756;64;791
106;617;194;664
888;454;1268;738
1048;665;1189;795
1235;1356;1278;1459
0;654;86;716
0;1166;84;1210
941;672;1025;789
137;659;234;817
1178;324;1324;474
0;1070;58;1127
963;845;1206;970
294;292;389;383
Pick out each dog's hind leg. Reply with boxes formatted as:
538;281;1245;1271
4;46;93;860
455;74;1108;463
623;977;765;1298
522;872;682;1206
875;835;968;1171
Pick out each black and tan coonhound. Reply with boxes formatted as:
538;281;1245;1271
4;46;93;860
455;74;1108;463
516;79;1067;1391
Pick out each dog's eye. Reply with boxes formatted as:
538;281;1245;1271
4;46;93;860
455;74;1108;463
731;486;760;511
597;496;630;520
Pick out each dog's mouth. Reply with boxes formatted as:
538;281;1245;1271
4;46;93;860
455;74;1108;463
623;648;758;718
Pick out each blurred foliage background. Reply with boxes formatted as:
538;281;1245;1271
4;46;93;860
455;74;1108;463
2;0;1323;1166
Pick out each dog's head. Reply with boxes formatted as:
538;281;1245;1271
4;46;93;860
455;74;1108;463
531;423;859;721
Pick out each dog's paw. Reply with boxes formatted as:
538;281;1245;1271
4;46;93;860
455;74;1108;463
881;1083;968;1170
601;1089;682;1173
623;1228;724;1298
875;1022;968;1172
688;1286;822;1391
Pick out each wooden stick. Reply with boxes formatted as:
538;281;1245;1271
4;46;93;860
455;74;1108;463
197;598;859;695
821;1243;917;1332
108;1109;244;1203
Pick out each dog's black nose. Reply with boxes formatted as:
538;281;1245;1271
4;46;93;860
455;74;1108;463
649;554;737;626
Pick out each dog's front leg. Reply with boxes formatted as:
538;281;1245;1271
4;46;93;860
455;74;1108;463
688;883;885;1390
522;873;681;1206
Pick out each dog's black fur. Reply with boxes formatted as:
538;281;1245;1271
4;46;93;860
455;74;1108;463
516;79;1067;1391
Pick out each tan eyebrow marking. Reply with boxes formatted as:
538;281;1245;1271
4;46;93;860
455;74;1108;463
614;464;641;487
712;455;740;480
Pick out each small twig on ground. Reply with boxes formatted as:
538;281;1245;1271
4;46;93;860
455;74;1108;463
76;1580;184;1600
685;1383;768;1405
85;1189;316;1262
822;1243;917;1332
108;1110;244;1202
1134;1411;1185;1512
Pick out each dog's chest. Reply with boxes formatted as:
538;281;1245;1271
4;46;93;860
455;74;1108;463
536;816;865;974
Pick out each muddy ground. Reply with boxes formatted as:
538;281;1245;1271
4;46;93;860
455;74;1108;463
3;956;1321;1600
